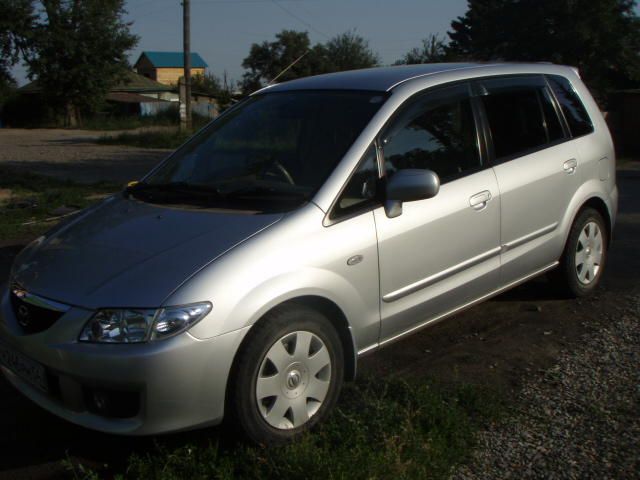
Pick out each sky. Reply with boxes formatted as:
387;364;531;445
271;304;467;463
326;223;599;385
12;0;470;86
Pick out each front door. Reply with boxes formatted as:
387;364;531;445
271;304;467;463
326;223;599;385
373;83;501;342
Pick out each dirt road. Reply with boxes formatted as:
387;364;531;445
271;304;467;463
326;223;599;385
0;128;170;184
0;164;638;479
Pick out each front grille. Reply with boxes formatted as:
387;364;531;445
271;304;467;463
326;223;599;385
9;286;67;335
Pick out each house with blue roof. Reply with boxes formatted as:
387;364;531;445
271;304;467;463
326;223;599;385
134;51;208;86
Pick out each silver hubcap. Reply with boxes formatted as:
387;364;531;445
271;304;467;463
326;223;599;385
575;221;603;285
256;330;331;430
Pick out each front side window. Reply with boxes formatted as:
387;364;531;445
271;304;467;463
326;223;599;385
479;76;566;161
382;83;481;183
547;75;594;138
132;91;386;212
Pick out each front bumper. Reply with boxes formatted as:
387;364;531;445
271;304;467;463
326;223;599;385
0;287;249;435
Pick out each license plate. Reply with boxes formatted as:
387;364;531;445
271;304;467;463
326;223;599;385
0;340;48;392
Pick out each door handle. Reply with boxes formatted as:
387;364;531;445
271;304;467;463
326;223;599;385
563;158;578;174
469;190;492;210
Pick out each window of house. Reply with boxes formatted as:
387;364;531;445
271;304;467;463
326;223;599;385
547;75;594;138
381;84;482;183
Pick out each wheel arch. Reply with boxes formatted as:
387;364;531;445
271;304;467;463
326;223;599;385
226;294;358;402
580;197;612;248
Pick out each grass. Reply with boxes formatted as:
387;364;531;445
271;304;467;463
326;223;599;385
96;114;211;149
97;128;196;149
0;167;118;242
64;378;505;480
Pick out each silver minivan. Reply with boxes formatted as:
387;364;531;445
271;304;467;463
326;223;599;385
0;63;617;443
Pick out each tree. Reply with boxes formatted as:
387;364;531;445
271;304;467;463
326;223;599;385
191;71;236;110
23;0;138;126
395;34;449;65
0;0;34;104
241;30;325;93
448;0;640;103
323;31;379;73
241;30;379;93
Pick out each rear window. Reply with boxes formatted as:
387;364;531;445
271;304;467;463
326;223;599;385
479;76;566;161
546;75;594;138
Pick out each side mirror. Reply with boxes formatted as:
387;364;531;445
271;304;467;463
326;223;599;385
384;169;440;218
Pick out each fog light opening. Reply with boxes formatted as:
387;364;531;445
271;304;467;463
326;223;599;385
83;387;140;419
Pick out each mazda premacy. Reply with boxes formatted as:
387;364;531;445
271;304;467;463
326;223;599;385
0;63;617;443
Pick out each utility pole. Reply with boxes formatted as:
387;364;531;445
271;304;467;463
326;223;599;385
181;0;192;130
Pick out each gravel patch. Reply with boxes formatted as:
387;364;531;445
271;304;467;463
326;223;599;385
0;128;170;183
452;294;640;480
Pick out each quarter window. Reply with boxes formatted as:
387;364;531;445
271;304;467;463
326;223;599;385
547;75;594;138
381;84;481;183
479;76;566;161
332;145;379;218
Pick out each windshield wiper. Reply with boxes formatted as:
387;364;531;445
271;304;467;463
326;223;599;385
125;181;226;205
222;184;308;200
126;181;222;197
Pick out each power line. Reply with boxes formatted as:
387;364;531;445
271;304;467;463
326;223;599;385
268;0;330;39
191;0;316;4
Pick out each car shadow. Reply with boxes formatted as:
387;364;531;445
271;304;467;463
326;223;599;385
0;377;235;474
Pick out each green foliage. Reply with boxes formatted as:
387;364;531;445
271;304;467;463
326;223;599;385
62;378;505;480
241;30;324;92
0;72;17;108
323;30;380;73
448;0;640;104
97;129;193;150
0;167;117;241
241;30;379;93
97;118;210;149
191;72;236;111
22;0;139;125
395;34;450;65
0;0;34;103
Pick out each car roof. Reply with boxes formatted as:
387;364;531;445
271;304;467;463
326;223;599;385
260;63;573;94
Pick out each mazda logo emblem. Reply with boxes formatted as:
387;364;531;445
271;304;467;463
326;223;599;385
17;305;30;327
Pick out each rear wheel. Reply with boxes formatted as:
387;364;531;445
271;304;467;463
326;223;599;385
231;304;343;444
551;207;607;297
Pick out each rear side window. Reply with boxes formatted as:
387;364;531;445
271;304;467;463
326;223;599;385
547;75;594;138
479;76;566;161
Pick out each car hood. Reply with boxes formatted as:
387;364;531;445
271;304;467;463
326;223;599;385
11;196;283;309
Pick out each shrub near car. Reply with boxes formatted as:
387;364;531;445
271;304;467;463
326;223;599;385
0;63;616;443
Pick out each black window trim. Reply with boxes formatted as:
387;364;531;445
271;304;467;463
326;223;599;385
377;80;489;184
472;73;574;166
325;79;491;226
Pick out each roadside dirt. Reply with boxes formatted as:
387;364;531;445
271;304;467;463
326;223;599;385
0;167;637;479
0;128;170;184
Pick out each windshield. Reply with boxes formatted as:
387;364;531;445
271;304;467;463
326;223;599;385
133;90;387;212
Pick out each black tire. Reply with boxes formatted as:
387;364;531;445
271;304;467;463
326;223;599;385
550;207;608;297
230;304;344;445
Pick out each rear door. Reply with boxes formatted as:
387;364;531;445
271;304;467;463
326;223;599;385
476;75;579;284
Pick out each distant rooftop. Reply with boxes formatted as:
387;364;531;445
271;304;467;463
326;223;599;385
19;70;173;94
136;51;208;69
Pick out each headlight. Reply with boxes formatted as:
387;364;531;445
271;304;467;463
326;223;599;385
79;302;212;343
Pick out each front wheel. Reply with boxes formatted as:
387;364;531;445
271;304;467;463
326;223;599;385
551;207;608;297
230;304;343;444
